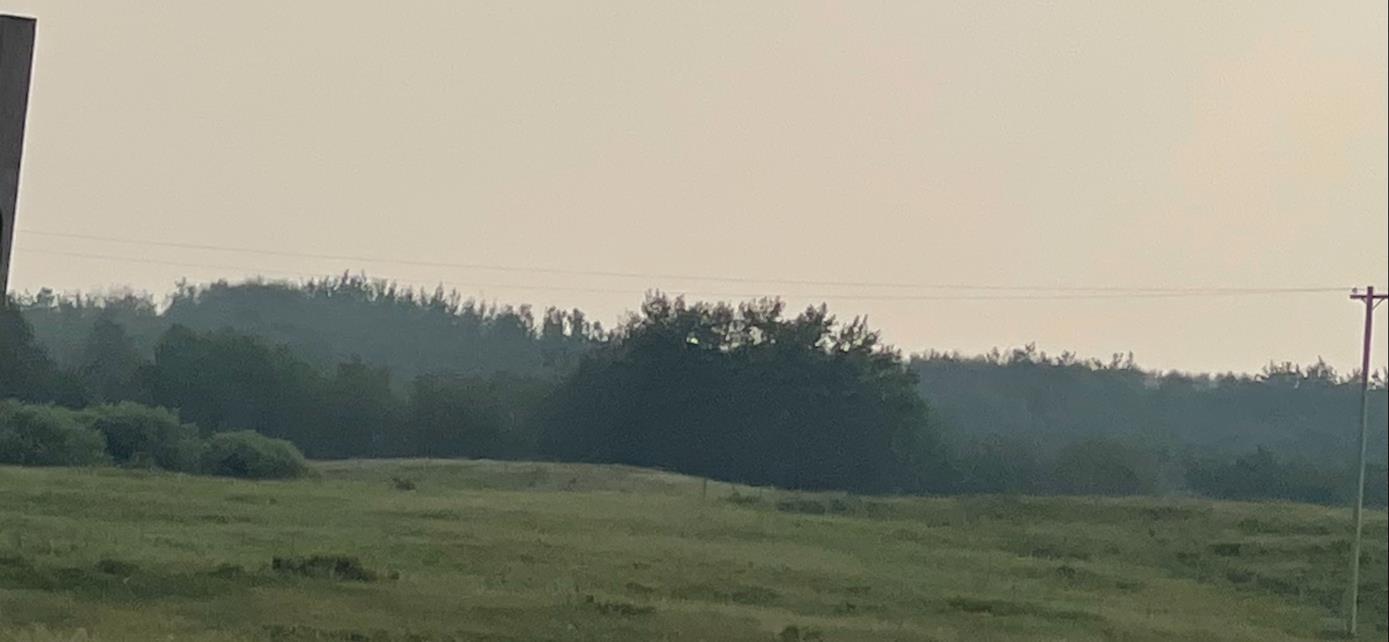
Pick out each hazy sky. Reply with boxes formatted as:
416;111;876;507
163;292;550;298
4;1;1386;374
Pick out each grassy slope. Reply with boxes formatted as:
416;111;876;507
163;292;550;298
0;460;1385;642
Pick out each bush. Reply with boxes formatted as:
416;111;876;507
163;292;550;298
201;430;308;480
80;403;205;472
0;401;108;466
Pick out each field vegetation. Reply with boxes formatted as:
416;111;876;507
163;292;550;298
0;459;1385;641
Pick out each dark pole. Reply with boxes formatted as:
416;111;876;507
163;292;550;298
1346;285;1386;637
0;15;36;297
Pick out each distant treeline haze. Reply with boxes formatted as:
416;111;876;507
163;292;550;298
3;276;1385;505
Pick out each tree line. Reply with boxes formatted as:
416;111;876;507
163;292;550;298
4;292;937;493
19;275;599;381
912;345;1387;468
4;276;1386;505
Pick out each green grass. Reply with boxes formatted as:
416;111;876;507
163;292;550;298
0;459;1385;641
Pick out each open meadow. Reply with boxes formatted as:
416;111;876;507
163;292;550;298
1;460;1385;641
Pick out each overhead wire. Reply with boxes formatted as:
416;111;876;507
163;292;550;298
15;245;1350;302
18;229;1347;296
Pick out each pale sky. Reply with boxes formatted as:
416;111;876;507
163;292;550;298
3;1;1386;374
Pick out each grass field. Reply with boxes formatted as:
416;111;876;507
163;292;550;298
0;460;1385;641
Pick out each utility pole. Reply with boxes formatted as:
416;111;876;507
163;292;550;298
0;15;37;296
1345;285;1386;638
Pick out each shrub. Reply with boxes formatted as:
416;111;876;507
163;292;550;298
0;401;108;466
201;430;308;480
80;402;205;472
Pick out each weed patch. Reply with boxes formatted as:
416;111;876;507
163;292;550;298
944;596;1102;622
668;582;780;605
1236;517;1330;536
623;581;657;596
777;625;824;641
722;492;761;507
262;625;460;641
93;558;138;577
1022;544;1092;562
0;553;263;600
583;595;655;616
729;585;780;605
224;493;278;505
407;509;462;521
272;555;378;582
1137;506;1205;521
1209;542;1243;557
775;497;827;515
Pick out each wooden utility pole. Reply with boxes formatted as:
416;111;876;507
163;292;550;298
1345;285;1386;638
0;15;36;296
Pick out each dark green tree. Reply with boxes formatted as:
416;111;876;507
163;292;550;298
539;294;946;493
1049;438;1156;496
318;357;406;458
145;325;323;450
0;302;83;405
78;314;148;403
407;372;552;459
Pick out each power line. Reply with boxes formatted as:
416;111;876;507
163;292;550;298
14;246;1349;302
18;229;1346;295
